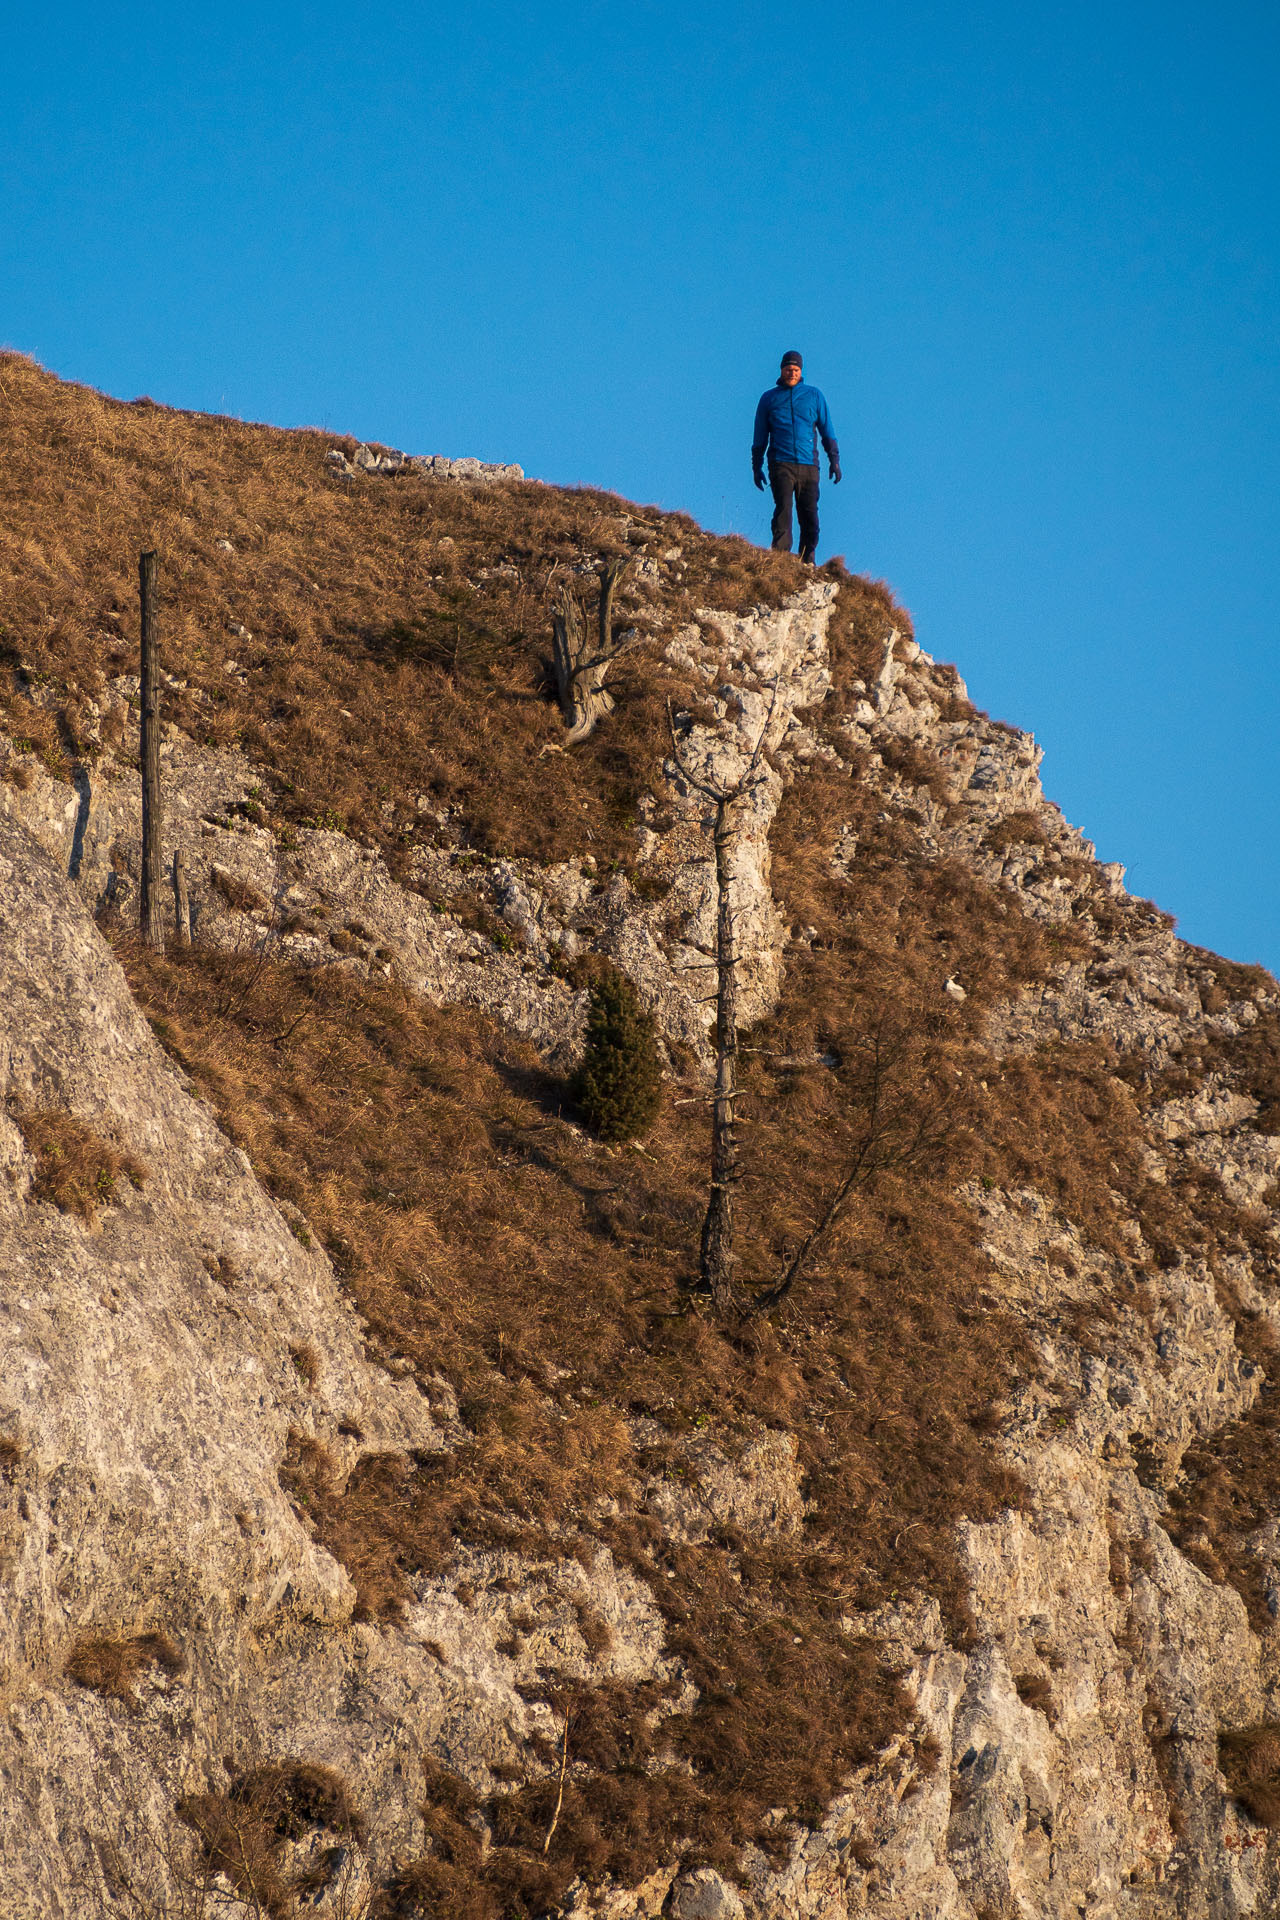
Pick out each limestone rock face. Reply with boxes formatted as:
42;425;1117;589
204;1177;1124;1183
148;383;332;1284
0;812;457;1909
671;1867;746;1920
0;580;839;1068
5;563;1280;1920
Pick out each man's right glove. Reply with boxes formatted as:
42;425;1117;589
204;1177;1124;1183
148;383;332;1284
753;466;767;491
829;459;842;484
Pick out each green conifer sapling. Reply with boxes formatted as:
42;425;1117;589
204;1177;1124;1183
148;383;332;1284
571;968;662;1142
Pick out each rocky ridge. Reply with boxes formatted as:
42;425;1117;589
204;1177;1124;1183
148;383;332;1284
3;421;1280;1918
324;444;525;484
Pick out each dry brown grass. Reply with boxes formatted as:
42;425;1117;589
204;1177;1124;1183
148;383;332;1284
65;1631;183;1703
289;1344;321;1390
982;810;1050;854
1102;1012;1280;1621
16;1107;146;1219
109;907;1019;1891
1164;1352;1280;1624
1219;1725;1280;1828
1012;1669;1057;1725
1130;1006;1280;1138
0;352;815;873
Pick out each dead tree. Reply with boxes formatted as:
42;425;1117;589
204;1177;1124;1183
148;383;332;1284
666;686;778;1314
551;557;637;744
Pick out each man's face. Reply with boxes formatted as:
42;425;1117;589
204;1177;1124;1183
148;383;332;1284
780;362;802;386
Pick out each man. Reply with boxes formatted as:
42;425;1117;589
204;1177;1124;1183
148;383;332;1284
752;350;841;563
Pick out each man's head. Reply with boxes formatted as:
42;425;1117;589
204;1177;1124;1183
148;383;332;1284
780;350;803;387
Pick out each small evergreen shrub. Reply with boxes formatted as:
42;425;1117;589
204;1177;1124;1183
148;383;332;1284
570;968;662;1142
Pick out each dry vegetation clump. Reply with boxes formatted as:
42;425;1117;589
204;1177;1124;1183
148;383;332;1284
0;352;813;873
1092;1018;1280;1619
289;1342;321;1389
982;810;1049;854
819;567;921;703
1205;1013;1280;1135
1185;950;1275;1006
15;1106;146;1219
178;1762;362;1918
874;734;954;806
1218;1725;1280;1828
108;906;1004;1891
1125;1005;1280;1138
1012;1669;1057;1724
65;1630;183;1703
388;1640;906;1915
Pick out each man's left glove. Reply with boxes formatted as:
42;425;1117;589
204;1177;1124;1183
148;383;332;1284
828;459;842;484
753;465;767;491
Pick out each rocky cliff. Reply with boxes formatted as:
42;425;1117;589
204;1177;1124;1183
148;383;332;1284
3;355;1280;1919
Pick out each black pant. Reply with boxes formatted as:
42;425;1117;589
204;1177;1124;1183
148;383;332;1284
769;461;820;561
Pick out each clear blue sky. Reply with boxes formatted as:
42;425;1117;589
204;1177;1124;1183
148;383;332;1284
4;2;1278;970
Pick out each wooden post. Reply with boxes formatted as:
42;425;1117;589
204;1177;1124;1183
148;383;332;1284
172;848;191;948
698;793;740;1312
138;550;165;952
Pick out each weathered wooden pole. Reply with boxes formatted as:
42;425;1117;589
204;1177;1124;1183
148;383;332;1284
171;848;191;948
138;550;165;952
699;792;740;1312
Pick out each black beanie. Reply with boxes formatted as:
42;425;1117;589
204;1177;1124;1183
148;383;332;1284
780;350;803;369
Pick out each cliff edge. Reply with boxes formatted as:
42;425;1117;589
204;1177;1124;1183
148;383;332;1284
3;354;1280;1918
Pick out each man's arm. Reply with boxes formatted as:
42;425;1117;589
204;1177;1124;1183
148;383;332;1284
752;393;771;489
815;391;841;483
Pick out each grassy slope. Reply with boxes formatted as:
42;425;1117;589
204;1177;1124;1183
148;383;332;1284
0;349;805;869
5;352;1280;1912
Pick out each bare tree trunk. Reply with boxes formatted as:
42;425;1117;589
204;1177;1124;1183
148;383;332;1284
138;550;165;952
665;682;779;1318
699;794;740;1311
551;558;630;744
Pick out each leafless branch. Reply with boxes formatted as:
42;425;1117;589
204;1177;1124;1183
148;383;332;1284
751;1026;954;1316
542;1712;572;1856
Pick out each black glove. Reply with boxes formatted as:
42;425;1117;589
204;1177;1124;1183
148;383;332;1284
829;459;842;484
753;467;767;491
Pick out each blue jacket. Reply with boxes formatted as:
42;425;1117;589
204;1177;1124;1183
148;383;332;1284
752;380;838;471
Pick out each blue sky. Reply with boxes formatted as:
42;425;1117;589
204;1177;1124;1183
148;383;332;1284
3;1;1278;969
